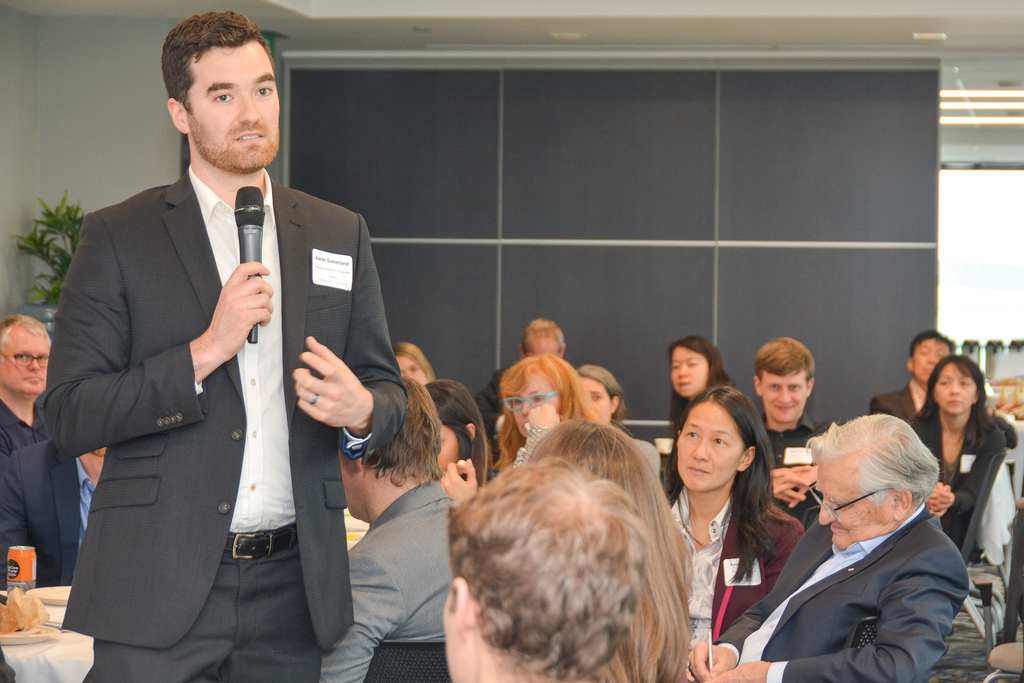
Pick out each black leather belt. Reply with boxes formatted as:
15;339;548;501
225;524;297;559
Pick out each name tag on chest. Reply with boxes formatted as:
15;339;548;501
312;249;353;291
783;447;813;466
961;454;976;474
723;558;762;586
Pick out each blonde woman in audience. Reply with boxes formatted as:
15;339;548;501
496;355;596;470
665;386;802;647
393;342;435;385
577;364;661;474
533;419;690;683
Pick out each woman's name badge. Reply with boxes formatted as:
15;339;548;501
783;447;813;466
961;454;976;474
723;558;762;586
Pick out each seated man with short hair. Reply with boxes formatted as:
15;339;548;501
689;414;969;683
870;329;953;421
0;439;104;587
320;378;452;683
445;462;648;683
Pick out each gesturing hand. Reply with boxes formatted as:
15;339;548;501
293;336;375;435
190;262;273;383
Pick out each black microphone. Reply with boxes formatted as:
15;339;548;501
235;186;265;344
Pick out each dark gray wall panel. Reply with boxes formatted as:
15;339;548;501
716;247;938;424
502;71;717;240
289;70;500;239
718;70;938;243
500;245;714;420
374;244;497;393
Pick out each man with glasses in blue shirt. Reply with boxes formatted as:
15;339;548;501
0;315;50;476
689;414;968;683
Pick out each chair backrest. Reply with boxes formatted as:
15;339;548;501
364;641;451;683
843;615;879;649
998;498;1024;646
960;451;1008;565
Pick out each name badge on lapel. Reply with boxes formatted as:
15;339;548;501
783;447;813;466
960;454;976;474
723;558;762;586
312;249;353;291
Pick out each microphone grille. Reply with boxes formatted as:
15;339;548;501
234;186;265;226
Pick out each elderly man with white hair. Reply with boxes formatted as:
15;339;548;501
689;413;969;683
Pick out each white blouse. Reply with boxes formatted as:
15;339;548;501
672;490;731;649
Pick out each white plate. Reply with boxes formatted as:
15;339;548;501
27;586;71;606
0;625;60;645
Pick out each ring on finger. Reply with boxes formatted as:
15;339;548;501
310;393;319;405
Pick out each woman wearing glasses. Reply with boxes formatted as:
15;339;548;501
495;354;597;470
665;386;802;646
912;355;1006;549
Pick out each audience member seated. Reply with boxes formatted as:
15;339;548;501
475;318;567;440
668;336;733;430
445;462;647;683
0;439;104;587
666;387;803;646
689;414;969;683
321;378;451;683
753;337;830;524
912;355;1007;550
393;341;436;385
533;419;690;683
496;354;596;470
426;379;491;503
0;314;51;475
0;646;12;683
576;364;661;474
870;329;953;421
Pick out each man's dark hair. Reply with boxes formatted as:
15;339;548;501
909;330;954;358
363;377;443;487
161;12;272;111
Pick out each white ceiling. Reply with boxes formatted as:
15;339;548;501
5;0;1024;161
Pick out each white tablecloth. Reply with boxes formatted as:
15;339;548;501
3;603;93;683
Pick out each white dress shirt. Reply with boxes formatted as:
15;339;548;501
672;490;731;647
728;504;927;683
190;167;294;532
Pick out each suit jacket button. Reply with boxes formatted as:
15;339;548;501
231;429;243;441
218;503;231;514
175;413;183;421
157;418;166;427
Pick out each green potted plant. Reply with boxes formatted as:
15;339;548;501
14;191;84;331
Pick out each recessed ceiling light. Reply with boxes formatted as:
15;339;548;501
549;32;586;41
941;89;1024;98
913;32;948;40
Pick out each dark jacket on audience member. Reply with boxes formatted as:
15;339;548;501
711;515;803;639
0;644;15;683
912;414;1007;548
0;440;81;587
719;510;968;683
869;385;917;422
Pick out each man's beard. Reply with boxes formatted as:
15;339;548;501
188;112;280;176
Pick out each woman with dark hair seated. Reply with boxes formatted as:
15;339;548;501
666;386;802;645
667;335;733;430
425;380;490;503
912;355;1007;549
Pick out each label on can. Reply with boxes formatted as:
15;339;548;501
6;559;19;580
7;546;36;582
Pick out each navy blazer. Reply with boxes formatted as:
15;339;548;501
0;440;81;587
720;510;969;683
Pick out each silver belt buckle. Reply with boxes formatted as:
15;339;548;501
231;532;262;559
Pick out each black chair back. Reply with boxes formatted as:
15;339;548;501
960;451;1007;565
364;641;451;683
999;499;1024;645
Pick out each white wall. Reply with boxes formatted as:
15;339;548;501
0;6;40;316
36;16;180;212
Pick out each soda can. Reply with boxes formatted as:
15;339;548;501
7;546;37;592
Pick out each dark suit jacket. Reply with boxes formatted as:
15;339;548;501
869;385;917;422
720;511;969;683
0;440;81;587
711;515;803;639
44;175;406;649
